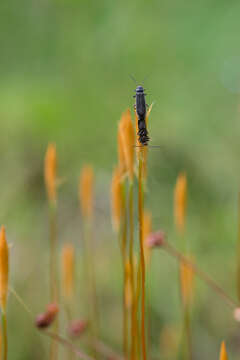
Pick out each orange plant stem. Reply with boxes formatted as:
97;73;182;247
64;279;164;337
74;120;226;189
135;260;142;358
49;202;59;360
138;150;147;360
129;181;136;360
237;192;240;301
120;183;128;360
2;312;7;360
184;305;192;360
49;203;58;302
83;219;98;358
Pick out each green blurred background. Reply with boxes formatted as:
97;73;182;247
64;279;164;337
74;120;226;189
1;0;240;358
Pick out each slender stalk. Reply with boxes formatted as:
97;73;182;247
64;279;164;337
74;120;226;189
44;331;124;360
179;250;192;360
65;304;73;360
184;278;192;360
138;149;147;360
83;219;98;358
2;311;7;360
134;261;142;359
185;307;192;359
49;202;59;360
128;181;136;360
9;287;33;317
44;331;95;360
146;272;151;358
94;340;124;360
237;192;240;301
120;183;128;360
123;271;128;360
116;185;128;360
49;203;58;302
175;172;191;359
181;303;192;360
64;302;72;327
163;241;238;309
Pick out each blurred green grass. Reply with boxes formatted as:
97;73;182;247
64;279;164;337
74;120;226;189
1;0;240;358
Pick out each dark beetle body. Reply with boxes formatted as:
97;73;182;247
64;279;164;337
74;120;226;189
134;85;150;146
135;86;146;118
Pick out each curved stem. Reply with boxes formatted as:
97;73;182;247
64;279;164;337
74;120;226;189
44;331;94;360
163;241;238;309
94;340;124;360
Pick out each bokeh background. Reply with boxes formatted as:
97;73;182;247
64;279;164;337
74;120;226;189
1;0;240;358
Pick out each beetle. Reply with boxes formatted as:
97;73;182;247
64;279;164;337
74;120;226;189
134;85;150;146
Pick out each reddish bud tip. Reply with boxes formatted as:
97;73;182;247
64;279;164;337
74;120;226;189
47;303;59;316
36;313;51;329
35;303;59;329
234;307;240;322
68;320;88;337
147;231;165;248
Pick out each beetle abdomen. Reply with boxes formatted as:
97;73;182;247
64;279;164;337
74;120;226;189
138;119;150;145
134;85;149;146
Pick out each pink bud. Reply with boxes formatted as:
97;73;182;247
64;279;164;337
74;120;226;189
234;307;240;322
35;303;59;329
68;320;88;337
46;303;59;317
147;231;165;248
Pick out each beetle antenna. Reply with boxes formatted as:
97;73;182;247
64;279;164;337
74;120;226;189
129;74;138;84
141;72;152;85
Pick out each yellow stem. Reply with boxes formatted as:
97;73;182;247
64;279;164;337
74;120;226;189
83;218;98;358
179;235;192;360
123;269;128;360
65;303;73;360
129;181;136;360
50;203;58;301
2;311;7;360
134;261;141;358
121;183;128;360
185;305;192;360
138;149;147;360
49;202;59;360
237;191;240;301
